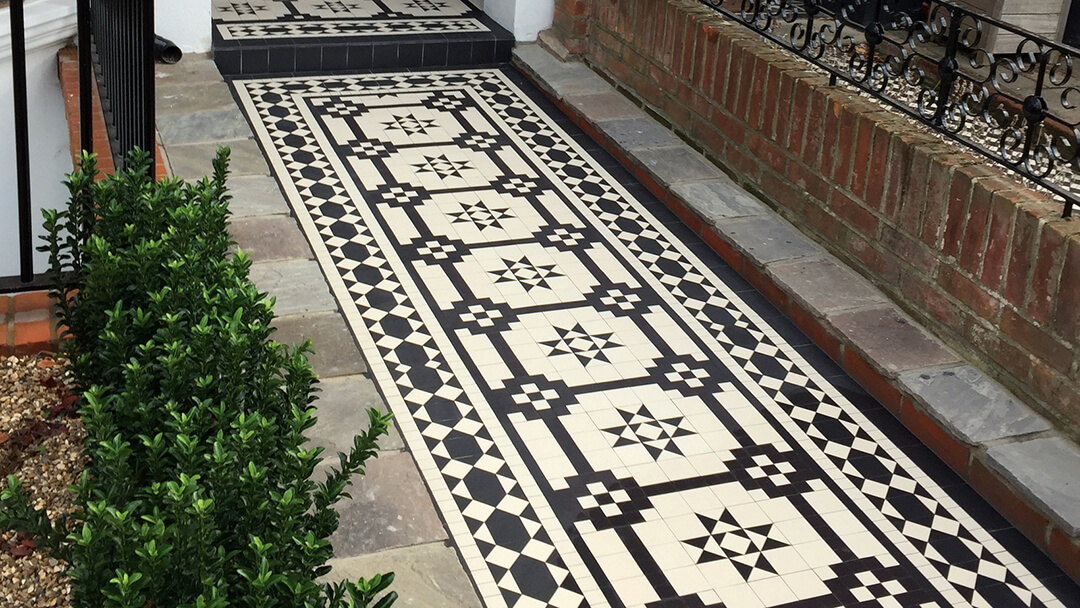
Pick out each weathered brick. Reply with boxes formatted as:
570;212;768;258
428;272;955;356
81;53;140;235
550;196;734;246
942;165;994;259
817;95;843;178
830;103;860;188
981;188;1023;291
747;133;788;174
786;161;831;204
1052;234;1080;342
830;189;879;238
1029;219;1080;324
938;264;1001;320
864;120;892;210
880;225;937;274
1000;307;1071;373
959;178;1012;276
1004;200;1058;309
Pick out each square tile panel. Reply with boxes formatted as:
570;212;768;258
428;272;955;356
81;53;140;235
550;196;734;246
230;68;1079;608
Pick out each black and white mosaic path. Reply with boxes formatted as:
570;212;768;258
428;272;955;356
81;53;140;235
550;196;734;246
214;0;487;40
231;68;1079;608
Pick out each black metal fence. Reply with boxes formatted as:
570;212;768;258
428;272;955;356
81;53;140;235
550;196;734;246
698;0;1080;217
4;0;155;291
89;0;156;173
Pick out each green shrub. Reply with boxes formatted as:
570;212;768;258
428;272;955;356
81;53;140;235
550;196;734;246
1;149;396;608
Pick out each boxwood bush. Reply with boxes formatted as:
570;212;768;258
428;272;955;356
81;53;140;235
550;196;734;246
1;149;396;608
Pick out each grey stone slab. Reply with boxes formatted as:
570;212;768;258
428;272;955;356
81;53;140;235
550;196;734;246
324;543;482;608
512;44;567;87
167;139;269;181
597;118;680;152
227;175;291;218
273;311;367;378
670;179;769;223
309;374;404;454
229;215;313;263
715;215;825;266
899;365;1051;445
769;258;887;316
157;107;253;146
633;144;725;187
320;451;448;557
249;259;336;316
563;91;644;123
544;64;611;98
985;436;1080;536
155;54;223;85
831;306;960;376
157;81;237;115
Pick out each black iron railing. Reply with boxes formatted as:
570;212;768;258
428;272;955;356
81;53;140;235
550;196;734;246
4;0;155;291
698;0;1080;217
90;0;155;172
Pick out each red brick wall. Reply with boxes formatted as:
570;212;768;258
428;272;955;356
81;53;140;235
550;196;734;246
566;0;1080;437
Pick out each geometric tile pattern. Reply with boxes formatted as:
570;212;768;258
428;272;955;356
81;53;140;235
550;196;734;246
213;0;487;40
231;68;1076;608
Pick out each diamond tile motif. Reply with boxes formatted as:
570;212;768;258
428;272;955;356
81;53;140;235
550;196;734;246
231;68;1078;608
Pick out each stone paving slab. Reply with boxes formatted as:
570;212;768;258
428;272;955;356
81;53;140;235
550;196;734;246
324;543;482;608
562;91;642;123
985;437;1080;537
321;451;449;558
249;259;336;316
669;178;769;223
155;54;227;85
714;215;826;265
229;215;314;262
899;365;1052;446
309;374;405;454
167;138;269;181
769;257;889;317
226;175;291;218
273;311;368;378
593;118;680;152
633;144;727;187
830;306;961;377
158;108;255;146
157;81;238;115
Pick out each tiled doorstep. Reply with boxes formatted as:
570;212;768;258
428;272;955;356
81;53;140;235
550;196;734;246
512;42;1080;582
153;54;482;605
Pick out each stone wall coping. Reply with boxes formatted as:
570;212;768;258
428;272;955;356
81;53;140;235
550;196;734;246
513;41;1080;576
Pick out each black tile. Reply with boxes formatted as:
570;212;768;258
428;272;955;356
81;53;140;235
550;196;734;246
240;47;269;74
495;38;514;61
397;43;423;67
991;528;1064;580
447;40;472;66
322;47;348;70
942;482;1012;531
295;46;322;72
471;39;496;64
268;46;295;73
421;41;448;67
214;49;241;75
372;43;399;69
1042;576;1080;608
768;314;812;347
793;342;845;378
903;444;964;488
347;44;373;70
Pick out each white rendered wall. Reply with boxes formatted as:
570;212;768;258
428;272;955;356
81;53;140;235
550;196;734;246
156;0;212;54
484;0;553;41
0;0;77;279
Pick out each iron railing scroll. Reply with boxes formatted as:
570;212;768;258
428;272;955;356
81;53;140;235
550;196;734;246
697;0;1080;217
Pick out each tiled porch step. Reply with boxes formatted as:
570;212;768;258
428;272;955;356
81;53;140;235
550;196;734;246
213;30;514;76
512;42;1080;584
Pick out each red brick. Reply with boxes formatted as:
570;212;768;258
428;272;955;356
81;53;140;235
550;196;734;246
690;116;732;158
788;302;843;361
746;56;769;128
13;291;50;313
830;104;860;187
1029;219;1080;324
981;188;1023;291
847;234;901;285
1004;200;1059;309
786;78;814;157
881;134;916;224
864;121;892;210
696;26;719;98
969;458;1050;546
677;13;699;81
786;161;831;204
1047;527;1080;582
710;31;734;102
815;96;843;177
742;263;789;311
900;399;971;473
897;143;938;233
937;264;1001;320
733;44;756;123
1052;234;1080;341
900;272;963;329
958;179;1009;276
14;320;52;355
773;70;797;147
1000;307;1071;372
761;173;803;213
724;144;761;183
880;226;937;274
842;347;903;413
803;203;846;243
760;62;783;139
942;166;994;259
830;189;879;238
747;133;788;174
702;225;742;267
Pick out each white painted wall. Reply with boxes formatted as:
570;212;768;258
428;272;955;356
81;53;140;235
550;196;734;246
156;0;212;54
484;0;553;41
0;0;78;279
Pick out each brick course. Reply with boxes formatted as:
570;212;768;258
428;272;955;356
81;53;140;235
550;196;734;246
550;0;1080;441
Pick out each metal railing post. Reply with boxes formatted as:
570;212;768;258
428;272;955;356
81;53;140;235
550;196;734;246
78;0;93;155
10;0;33;282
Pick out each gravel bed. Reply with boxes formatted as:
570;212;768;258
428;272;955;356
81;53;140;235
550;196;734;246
0;355;84;608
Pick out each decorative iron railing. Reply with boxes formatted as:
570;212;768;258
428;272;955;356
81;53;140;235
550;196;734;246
697;0;1080;217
